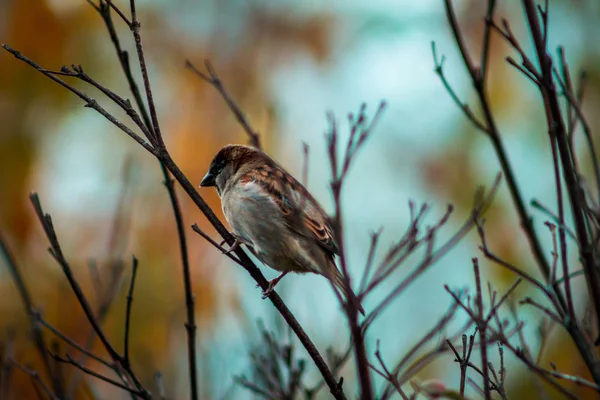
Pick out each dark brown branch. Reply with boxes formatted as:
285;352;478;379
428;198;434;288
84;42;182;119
448;284;576;399
484;279;522;325
110;2;342;395
326;104;386;399
127;0;166;151
506;56;540;85
3;45;344;400
519;297;563;324
191;224;241;265
30;195;119;361
554;48;600;202
487;20;541;84
473;260;491;399
480;0;497;82
162;173;198;399
87;3;200;397
123;256;138;368
28;193;149;397
1;45;158;157
446;334;475;397
530;199;578;240
394;302;461;378
103;0;132;27
364;204;453;296
380;315;476;399
442;0;557;306
522;0;600;350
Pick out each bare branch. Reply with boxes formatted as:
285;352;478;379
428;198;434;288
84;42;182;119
186;60;262;149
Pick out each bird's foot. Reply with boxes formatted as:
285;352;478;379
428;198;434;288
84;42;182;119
220;234;252;255
261;283;276;299
259;272;289;299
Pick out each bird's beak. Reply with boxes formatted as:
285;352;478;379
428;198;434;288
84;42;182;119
199;171;216;187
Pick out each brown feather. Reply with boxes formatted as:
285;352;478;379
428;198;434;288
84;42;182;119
238;162;340;258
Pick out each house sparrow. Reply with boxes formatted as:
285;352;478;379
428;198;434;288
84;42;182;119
200;144;365;315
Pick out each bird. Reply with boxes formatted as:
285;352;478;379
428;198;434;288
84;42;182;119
199;144;365;315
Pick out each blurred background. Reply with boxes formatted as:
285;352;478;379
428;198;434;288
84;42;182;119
1;0;600;398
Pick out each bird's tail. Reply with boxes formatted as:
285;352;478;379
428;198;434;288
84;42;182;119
330;266;365;316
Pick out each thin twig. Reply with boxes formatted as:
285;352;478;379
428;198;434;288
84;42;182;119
373;340;409;400
33;312;114;370
29;193;149;397
186;60;261;149
0;234;63;396
10;360;59;400
431;42;488;133
480;0;497;83
124;256;138;367
52;353;145;396
442;0;558;309
1;45;158;156
473;260;491;399
3;17;346;400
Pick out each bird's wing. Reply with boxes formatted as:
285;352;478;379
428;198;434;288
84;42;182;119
240;163;339;257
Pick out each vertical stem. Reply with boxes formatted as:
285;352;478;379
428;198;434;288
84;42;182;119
163;171;198;400
0;236;63;397
474;259;491;399
522;0;600;352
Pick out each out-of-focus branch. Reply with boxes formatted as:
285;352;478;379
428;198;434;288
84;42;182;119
441;0;557;303
186;61;261;149
446;280;578;399
123;256;138;368
378;302;470;400
364;174;501;330
523;0;600;343
0;234;63;396
68;157;132;397
431;42;488;133
28;193;150;398
51;353;145;397
447;334;476;398
234;322;308;399
473;260;491;399
2;2;344;396
88;3;200;395
372;341;408;400
10;360;59;400
2;45;158;156
554;48;600;200
477;0;600;383
33;312;114;371
325;102;387;400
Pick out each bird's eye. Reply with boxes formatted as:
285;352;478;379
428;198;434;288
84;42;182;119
213;161;226;175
